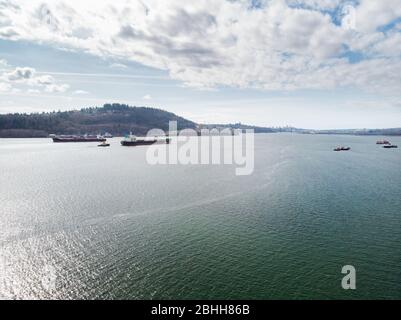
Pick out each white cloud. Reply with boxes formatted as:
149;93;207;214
27;88;40;93
73;89;89;94
0;0;401;93
354;0;401;33
5;67;35;81
0;82;11;92
0;59;9;67
44;83;70;93
109;63;128;69
0;62;71;94
32;74;55;85
143;94;152;100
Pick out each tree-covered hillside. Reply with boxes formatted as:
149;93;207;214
0;103;197;137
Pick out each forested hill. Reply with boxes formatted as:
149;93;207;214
0;103;197;138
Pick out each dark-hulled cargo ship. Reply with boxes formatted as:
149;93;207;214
52;135;106;143
121;134;170;146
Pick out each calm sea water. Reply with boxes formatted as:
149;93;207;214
0;134;400;300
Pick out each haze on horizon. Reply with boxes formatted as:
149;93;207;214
1;0;401;130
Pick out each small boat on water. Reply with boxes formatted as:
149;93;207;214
98;141;110;147
334;146;351;152
376;140;391;145
121;134;171;147
383;145;398;149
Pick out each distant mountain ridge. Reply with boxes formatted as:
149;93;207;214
202;124;401;136
0;103;400;138
305;128;401;136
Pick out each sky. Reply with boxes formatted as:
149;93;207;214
0;0;401;129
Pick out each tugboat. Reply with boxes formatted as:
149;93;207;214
121;133;171;147
376;140;391;145
383;145;398;149
98;141;110;147
334;146;351;152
